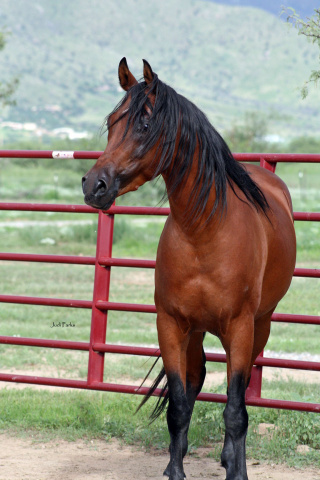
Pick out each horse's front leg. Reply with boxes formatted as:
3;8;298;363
163;332;206;478
166;373;191;479
157;311;191;480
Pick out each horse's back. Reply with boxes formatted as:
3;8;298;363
244;163;294;220
244;164;296;317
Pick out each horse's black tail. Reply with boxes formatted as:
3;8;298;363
136;355;169;423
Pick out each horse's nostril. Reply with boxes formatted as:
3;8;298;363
96;178;107;194
82;174;109;198
82;177;87;193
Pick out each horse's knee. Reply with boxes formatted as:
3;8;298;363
167;374;191;433
223;401;248;440
167;402;191;433
223;373;248;440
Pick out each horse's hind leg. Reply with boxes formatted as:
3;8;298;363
163;332;206;477
221;311;273;480
222;372;249;480
220;317;254;480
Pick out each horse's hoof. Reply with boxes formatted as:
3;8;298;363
225;473;248;480
163;464;170;477
163;466;186;478
163;471;186;479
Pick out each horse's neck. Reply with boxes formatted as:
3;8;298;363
161;165;220;234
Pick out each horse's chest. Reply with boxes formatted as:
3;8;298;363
154;218;252;334
155;258;229;334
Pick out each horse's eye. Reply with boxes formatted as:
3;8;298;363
143;123;149;132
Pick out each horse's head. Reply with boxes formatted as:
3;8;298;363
82;58;158;210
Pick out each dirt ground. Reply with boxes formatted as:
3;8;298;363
0;434;319;480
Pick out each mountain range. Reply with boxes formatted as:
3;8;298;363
0;0;319;142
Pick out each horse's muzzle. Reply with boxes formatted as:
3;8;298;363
82;171;120;210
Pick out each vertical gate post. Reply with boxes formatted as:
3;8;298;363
87;209;114;385
246;352;263;401
246;158;278;402
259;158;277;173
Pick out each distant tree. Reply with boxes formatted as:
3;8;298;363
286;135;320;153
0;31;19;106
224;111;271;153
283;7;320;98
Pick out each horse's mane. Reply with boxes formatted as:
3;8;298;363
104;74;269;222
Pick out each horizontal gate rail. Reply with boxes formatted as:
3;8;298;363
0;252;157;268
0;150;319;414
0;294;319;324
0;202;319;221
0;294;92;309
294;267;320;278
0;252;318;277
0;252;96;265
294;212;320;221
272;313;320;325
0;150;102;159
0;374;318;413
235;153;320;163
1;150;320;163
0;337;90;350
0;336;318;372
0;202;171;215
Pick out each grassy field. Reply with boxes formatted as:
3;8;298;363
0;158;319;466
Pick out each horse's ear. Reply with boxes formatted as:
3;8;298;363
142;59;154;84
118;57;138;91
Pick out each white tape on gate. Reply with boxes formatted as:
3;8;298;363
52;151;75;159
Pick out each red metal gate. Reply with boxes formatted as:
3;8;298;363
0;150;319;413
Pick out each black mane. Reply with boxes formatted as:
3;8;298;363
105;74;269;222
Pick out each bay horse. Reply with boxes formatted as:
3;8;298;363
82;58;296;480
